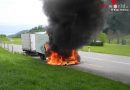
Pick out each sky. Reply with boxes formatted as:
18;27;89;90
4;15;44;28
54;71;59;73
0;0;48;35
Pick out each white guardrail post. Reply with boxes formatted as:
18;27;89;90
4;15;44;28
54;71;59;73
12;44;14;53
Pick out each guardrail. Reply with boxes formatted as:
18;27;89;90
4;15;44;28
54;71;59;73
0;42;23;53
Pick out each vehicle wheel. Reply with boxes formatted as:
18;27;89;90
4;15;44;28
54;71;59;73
39;53;46;60
77;55;80;62
25;51;37;56
25;51;31;55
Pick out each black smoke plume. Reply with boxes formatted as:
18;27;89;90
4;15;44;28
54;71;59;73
43;0;104;57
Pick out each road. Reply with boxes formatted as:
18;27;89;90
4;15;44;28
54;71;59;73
0;44;130;84
73;51;130;84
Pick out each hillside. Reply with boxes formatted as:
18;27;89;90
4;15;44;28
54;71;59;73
8;30;29;38
8;25;46;38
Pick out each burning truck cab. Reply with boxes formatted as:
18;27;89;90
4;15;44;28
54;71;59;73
21;32;80;65
44;42;80;65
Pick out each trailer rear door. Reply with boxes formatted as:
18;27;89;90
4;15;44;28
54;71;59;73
21;34;31;51
35;33;49;54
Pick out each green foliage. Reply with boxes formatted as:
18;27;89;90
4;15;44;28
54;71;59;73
104;10;130;34
103;3;130;43
0;34;6;38
29;25;46;34
0;34;8;41
123;35;130;45
10;25;46;38
0;47;130;90
13;35;21;38
98;32;108;43
107;34;130;45
107;14;124;32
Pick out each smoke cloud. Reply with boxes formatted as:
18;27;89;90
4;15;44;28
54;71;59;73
43;0;104;57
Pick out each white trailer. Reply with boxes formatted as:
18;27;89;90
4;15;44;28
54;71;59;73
21;32;49;59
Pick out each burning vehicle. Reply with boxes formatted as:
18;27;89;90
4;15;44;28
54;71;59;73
22;0;104;65
44;42;80;65
21;32;80;65
42;0;104;65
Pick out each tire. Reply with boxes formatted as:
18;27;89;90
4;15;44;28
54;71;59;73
39;53;46;60
24;51;37;56
24;51;31;55
77;55;80;62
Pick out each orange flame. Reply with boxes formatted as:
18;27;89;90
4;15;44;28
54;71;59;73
44;43;79;65
46;50;79;65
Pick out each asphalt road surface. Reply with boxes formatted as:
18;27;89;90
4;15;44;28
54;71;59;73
1;44;130;84
73;51;130;84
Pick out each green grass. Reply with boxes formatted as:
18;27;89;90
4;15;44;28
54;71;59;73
11;38;21;45
0;47;130;90
3;38;21;45
0;37;8;42
81;44;130;56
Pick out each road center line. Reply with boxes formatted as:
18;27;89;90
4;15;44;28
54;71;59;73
87;64;104;68
86;57;130;65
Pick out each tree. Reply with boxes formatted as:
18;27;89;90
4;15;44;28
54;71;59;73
98;32;108;43
29;25;46;33
0;34;6;38
107;30;114;44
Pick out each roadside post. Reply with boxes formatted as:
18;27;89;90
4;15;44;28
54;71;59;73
7;44;9;50
12;44;14;53
4;43;5;48
88;46;91;52
0;40;2;47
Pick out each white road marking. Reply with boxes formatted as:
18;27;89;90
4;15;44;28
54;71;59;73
86;57;130;65
111;61;130;65
87;64;104;68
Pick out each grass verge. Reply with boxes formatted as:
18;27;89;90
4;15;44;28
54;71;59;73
2;38;21;45
81;44;130;56
0;37;8;42
0;47;130;90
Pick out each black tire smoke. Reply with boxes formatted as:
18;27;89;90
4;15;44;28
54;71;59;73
43;0;104;57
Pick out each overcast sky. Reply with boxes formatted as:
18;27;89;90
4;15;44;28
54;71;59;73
0;0;48;35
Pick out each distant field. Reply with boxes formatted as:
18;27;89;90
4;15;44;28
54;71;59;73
11;38;21;44
81;44;130;56
0;47;130;90
1;38;21;45
0;37;8;41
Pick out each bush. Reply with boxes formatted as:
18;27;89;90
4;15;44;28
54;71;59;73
0;34;6;38
98;32;108;43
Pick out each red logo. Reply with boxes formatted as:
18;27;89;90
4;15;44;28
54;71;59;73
100;0;117;8
111;0;117;6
